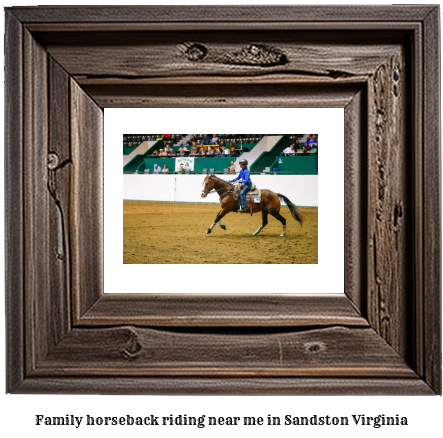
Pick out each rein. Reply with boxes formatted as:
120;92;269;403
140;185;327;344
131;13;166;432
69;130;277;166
202;175;235;198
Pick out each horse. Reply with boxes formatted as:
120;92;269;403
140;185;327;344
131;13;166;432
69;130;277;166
201;174;304;236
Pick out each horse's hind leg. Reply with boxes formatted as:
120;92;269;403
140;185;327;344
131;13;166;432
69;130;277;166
253;210;268;236
270;211;287;237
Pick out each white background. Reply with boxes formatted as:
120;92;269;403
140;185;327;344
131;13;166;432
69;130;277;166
1;1;442;437
107;108;341;294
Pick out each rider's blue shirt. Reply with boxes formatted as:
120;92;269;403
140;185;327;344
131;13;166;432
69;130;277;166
232;168;251;184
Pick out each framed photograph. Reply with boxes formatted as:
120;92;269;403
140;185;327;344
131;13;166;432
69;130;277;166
5;5;440;394
118;119;323;266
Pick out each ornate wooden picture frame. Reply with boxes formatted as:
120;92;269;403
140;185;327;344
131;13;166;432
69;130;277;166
5;6;441;394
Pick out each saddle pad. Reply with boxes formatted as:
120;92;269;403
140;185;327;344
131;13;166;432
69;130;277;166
246;188;261;204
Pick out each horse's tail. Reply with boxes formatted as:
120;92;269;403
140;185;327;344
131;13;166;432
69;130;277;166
277;193;304;227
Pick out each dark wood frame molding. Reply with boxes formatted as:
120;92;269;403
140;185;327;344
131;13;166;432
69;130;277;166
5;6;441;394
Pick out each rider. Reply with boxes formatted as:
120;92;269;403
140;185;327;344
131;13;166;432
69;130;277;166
230;159;252;212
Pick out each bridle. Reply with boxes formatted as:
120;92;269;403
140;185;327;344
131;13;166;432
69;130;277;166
201;175;234;198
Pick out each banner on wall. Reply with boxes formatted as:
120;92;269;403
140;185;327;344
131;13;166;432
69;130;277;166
175;156;194;171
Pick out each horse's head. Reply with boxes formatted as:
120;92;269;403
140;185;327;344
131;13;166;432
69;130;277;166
201;174;215;198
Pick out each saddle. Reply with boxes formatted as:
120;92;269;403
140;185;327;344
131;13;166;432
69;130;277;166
233;184;261;215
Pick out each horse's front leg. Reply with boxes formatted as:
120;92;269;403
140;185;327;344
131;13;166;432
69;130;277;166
206;207;230;234
206;210;221;234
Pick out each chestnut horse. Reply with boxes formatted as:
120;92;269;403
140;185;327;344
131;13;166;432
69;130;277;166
201;174;303;236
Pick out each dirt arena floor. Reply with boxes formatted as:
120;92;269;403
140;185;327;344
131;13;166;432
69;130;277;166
124;201;318;264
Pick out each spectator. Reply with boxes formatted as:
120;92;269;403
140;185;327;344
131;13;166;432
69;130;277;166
283;144;296;156
189;135;196;143
189;145;198;156
179;140;190;148
202;135;211;145
162;164;169;174
163;134;171;141
221;146;230;157
219;140;226;149
156;136;163;141
311;146;318;154
307;134;318;149
168;148;176;157
211;134;219;144
206;146;215;156
229;160;236;174
152;150;158;156
229;141;239;157
177;144;187;156
176;164;184;174
198;147;206;156
153;164;161;174
159;149;167;157
303;142;312;153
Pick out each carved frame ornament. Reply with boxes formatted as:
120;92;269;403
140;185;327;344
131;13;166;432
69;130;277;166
5;6;441;394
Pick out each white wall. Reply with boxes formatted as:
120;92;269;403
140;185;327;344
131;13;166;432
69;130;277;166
123;174;318;207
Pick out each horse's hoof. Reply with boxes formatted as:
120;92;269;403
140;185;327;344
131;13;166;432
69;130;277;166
206;229;212;234
220;225;226;230
280;234;285;237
